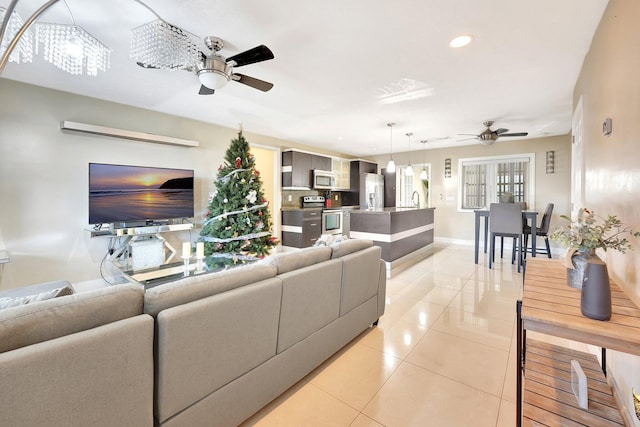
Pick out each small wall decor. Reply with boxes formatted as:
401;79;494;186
444;158;451;178
602;117;612;136
546;151;555;174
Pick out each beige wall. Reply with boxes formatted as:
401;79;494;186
368;134;572;244
0;79;347;290
251;145;278;235
573;1;640;424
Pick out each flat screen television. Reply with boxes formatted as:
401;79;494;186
89;163;194;225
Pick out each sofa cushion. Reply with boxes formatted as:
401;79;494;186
0;283;143;354
261;246;332;275
339;246;383;316
0;314;154;427
154;278;283;424
277;258;342;353
143;263;277;316
330;239;373;259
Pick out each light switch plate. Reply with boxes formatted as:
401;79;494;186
571;359;588;409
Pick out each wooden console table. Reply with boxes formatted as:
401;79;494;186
517;258;640;426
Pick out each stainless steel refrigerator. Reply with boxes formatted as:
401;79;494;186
360;173;384;210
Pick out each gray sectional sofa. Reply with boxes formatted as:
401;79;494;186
0;239;385;427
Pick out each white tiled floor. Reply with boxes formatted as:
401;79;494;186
241;243;577;427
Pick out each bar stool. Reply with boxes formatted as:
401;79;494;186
489;203;524;272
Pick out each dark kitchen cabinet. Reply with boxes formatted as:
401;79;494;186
311;155;331;171
342;160;377;206
281;209;322;248
282;150;332;188
282;150;312;188
382;168;396;207
349;161;377;191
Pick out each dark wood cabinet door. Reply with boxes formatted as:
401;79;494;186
382;168;396;207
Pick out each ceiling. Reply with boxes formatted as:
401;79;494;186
1;0;608;156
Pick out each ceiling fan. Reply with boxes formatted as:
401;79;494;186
459;121;528;146
136;33;274;95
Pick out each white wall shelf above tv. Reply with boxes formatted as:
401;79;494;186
60;121;199;148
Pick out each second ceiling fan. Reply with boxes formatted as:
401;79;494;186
459;121;528;146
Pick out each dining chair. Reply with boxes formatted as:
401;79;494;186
489;203;524;272
524;203;554;258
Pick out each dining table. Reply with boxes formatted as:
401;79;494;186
474;209;538;264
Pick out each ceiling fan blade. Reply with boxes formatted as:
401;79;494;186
198;85;215;95
227;45;274;67
136;62;160;69
458;133;479;137
500;132;528;137
457;137;478;142
234;73;274;92
495;128;509;134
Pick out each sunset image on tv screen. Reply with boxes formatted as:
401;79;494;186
89;163;194;224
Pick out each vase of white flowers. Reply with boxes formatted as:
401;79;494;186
550;208;639;320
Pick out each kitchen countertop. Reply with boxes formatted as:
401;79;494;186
281;206;360;211
351;207;435;214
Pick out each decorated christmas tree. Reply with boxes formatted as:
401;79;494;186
199;130;278;259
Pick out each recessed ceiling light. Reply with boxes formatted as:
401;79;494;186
449;35;472;48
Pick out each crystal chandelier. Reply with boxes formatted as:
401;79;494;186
0;7;33;64
35;22;110;76
130;19;200;70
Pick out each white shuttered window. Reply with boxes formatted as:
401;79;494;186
458;154;535;211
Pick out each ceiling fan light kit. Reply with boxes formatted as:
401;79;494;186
197;52;232;90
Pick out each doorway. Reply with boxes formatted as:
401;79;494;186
250;145;280;239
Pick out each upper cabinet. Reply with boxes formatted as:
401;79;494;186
312;155;331;171
282;150;332;189
332;158;351;190
350;160;377;192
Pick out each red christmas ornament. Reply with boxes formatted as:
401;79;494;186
258;211;263;216
235;157;241;168
218;164;223;171
254;170;260;176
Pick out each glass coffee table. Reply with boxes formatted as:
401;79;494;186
119;253;260;289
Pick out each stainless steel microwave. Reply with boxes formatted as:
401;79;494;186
312;169;335;189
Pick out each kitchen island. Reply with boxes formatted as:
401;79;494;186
349;207;434;277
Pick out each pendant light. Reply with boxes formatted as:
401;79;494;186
419;140;428;180
386;123;396;173
405;132;413;176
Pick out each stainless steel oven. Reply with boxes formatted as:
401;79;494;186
322;209;343;235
